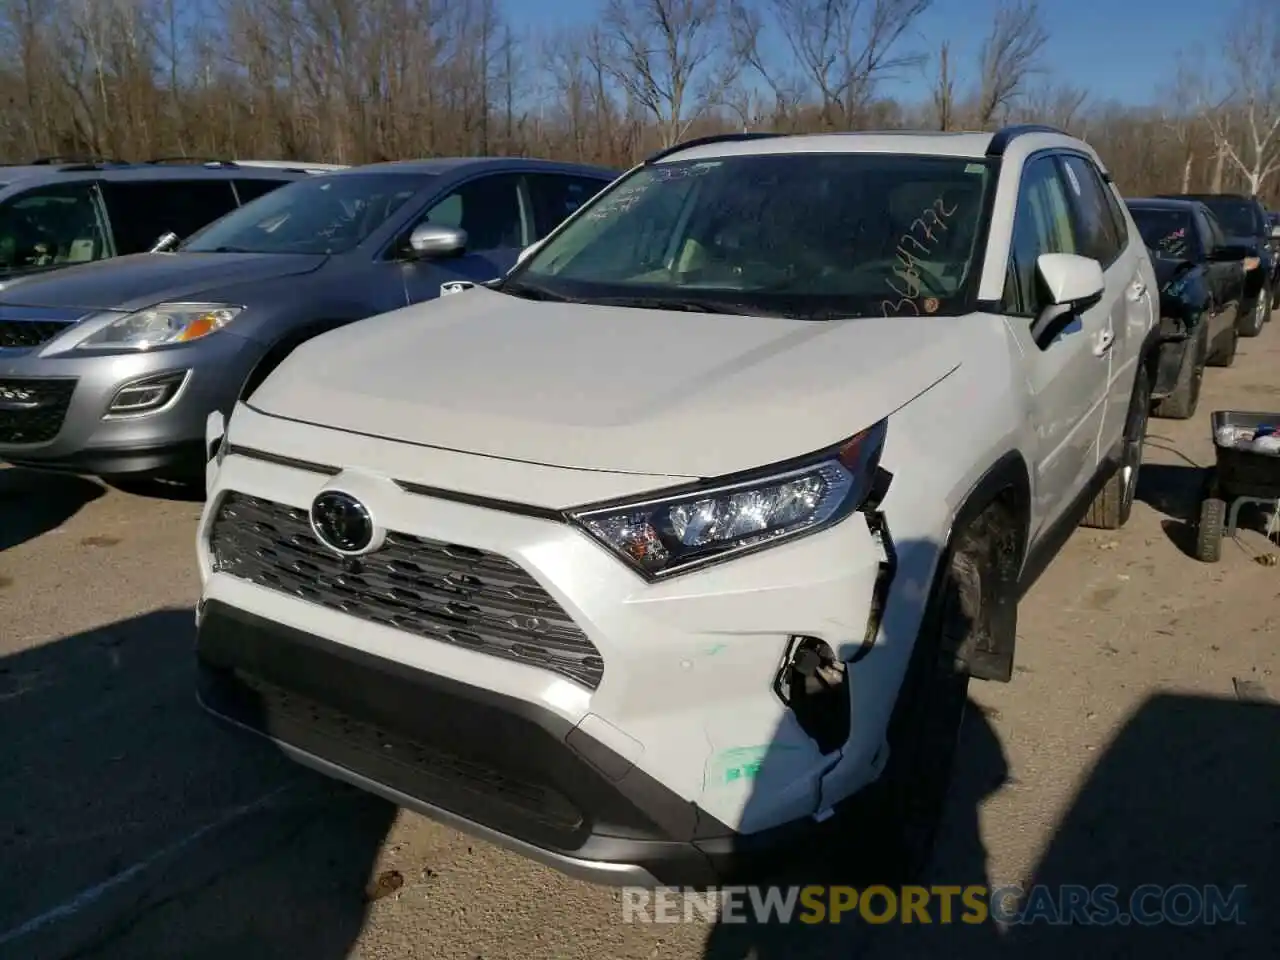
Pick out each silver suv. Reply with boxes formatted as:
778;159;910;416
0;157;617;484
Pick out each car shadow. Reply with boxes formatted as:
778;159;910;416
100;477;206;504
700;534;1278;957
0;609;396;960
0;468;105;552
1135;460;1210;559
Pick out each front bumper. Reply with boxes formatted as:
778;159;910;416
195;418;904;885
0;330;263;477
197;601;834;886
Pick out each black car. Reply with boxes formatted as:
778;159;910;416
1126;198;1250;419
1157;192;1276;332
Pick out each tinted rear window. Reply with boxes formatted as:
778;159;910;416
1200;198;1263;237
1128;207;1197;259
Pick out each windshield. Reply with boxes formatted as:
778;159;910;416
181;173;437;254
1128;207;1198;260
1200;198;1262;238
502;153;996;320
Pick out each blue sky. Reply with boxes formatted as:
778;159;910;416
502;0;1228;108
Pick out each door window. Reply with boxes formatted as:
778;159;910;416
525;174;609;239
233;178;293;205
418;174;526;251
0;182;111;272
101;179;239;253
1003;157;1078;317
1059;156;1122;267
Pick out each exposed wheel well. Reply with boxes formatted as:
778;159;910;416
943;452;1031;683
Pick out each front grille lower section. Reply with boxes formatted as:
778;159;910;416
230;667;584;832
0;377;76;443
0;320;72;349
208;493;604;689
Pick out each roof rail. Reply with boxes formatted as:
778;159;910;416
31;155;127;166
644;132;785;165
146;156;240;167
985;124;1070;158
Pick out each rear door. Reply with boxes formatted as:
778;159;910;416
1000;154;1112;534
1058;153;1148;455
100;178;240;253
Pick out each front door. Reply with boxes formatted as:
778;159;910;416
1000;155;1112;537
400;173;530;303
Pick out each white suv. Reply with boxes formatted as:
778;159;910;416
194;125;1157;887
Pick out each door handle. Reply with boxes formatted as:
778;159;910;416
1093;328;1115;357
1128;280;1147;301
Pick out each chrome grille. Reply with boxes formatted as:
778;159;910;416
0;320;72;349
208;493;604;689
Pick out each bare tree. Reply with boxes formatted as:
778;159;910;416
746;0;932;130
1204;4;1280;194
595;0;743;148
930;40;954;131
975;0;1048;128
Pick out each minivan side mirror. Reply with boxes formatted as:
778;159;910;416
1030;253;1105;350
516;241;542;266
406;224;467;260
151;231;180;253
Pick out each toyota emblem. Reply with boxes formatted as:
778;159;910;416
310;490;378;555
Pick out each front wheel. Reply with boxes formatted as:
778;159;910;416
1240;288;1268;337
1081;365;1151;530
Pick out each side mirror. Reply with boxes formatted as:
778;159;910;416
1270;225;1280;240
1208;243;1252;262
516;241;542;266
151;231;179;253
406;224;467;260
1030;253;1105;350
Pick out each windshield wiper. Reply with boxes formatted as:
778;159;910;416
589;295;796;318
498;278;582;303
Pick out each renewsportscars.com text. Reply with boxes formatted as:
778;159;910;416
621;884;1249;926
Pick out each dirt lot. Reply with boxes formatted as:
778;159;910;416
2;325;1278;960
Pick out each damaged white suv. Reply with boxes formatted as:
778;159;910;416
195;125;1157;886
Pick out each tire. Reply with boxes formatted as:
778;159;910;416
854;509;1016;884
1152;326;1206;420
1081;364;1151;530
1207;320;1238;368
1195;497;1226;563
1240;288;1268;337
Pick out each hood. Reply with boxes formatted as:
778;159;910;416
249;287;966;478
0;252;326;312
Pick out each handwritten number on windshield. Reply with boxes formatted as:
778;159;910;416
882;195;958;316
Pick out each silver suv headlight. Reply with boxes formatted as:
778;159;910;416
568;420;888;579
75;302;243;350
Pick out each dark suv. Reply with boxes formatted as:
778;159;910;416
1159;193;1277;331
0;157;329;284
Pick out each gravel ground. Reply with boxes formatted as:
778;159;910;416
2;321;1278;960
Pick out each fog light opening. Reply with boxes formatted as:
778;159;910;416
106;371;188;416
774;635;850;755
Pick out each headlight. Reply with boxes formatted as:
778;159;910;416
76;303;243;350
569;420;888;579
